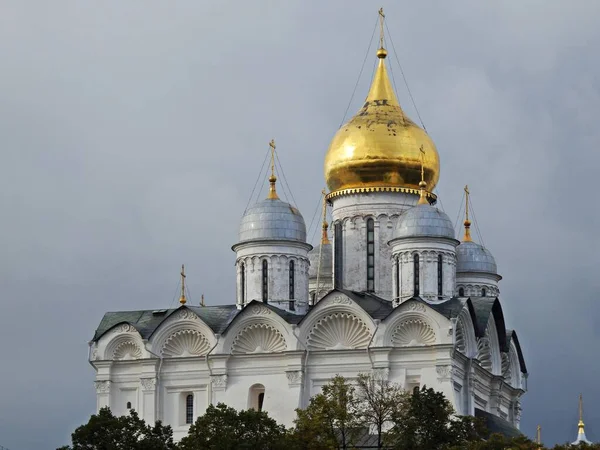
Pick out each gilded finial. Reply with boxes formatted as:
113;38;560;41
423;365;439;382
201;294;205;307
578;393;585;433
377;8;387;59
179;264;187;305
321;189;330;245
267;139;279;199
463;185;472;241
417;146;428;205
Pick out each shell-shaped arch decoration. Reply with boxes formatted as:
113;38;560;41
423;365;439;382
231;323;287;354
113;341;143;360
161;330;211;357
391;319;436;347
307;313;372;350
477;337;492;372
455;322;466;354
501;352;511;380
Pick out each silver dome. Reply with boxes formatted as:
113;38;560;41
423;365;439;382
395;205;456;240
238;198;307;243
456;241;498;274
308;242;333;278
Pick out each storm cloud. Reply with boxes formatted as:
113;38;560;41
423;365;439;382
1;1;599;448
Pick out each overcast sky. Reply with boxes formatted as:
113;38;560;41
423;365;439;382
1;1;599;448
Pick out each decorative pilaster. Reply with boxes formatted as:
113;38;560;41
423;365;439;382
140;377;157;423
94;380;111;410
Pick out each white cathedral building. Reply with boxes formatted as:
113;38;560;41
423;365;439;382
89;21;527;441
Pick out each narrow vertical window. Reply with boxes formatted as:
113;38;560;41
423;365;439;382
289;260;295;311
258;392;265;412
482;288;486;297
186;394;193;424
437;254;443;298
459;287;465;297
334;222;343;289
366;219;375;292
240;263;245;305
395;256;400;299
413;253;420;296
262;260;268;302
126;401;131;410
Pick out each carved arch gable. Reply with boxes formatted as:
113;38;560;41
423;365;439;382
455;307;478;358
299;291;375;350
383;299;449;347
477;316;501;375
149;307;217;358
231;323;287;354
100;323;145;361
220;301;293;354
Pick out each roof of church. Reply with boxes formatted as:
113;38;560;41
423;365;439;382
93;305;239;340
93;291;521;373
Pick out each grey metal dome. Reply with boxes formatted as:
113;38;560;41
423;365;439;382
395;204;456;240
308;242;333;279
238;198;307;243
456;241;498;274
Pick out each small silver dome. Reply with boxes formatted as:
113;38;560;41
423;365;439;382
308;242;333;278
238;198;307;243
456;241;498;274
395;205;456;240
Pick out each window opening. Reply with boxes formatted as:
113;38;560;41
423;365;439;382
241;263;245;304
366;219;375;291
186;394;194;424
262;260;268;302
334;223;343;288
437;254;443;297
413;254;420;296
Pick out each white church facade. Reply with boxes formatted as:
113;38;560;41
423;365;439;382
89;16;527;441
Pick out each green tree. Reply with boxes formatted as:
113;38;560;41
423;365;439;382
291;375;361;450
58;406;176;450
178;403;287;450
355;372;406;449
388;385;487;450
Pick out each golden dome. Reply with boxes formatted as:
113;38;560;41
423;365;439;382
324;46;440;194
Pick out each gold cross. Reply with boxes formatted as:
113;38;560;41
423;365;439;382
179;264;186;305
269;139;276;178
378;8;385;48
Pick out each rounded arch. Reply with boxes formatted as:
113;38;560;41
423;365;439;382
391;318;436;347
101;323;144;361
221;303;294;353
298;299;376;350
455;307;478;358
148;308;217;357
231;323;287;354
477;316;502;375
306;312;372;350
382;300;445;347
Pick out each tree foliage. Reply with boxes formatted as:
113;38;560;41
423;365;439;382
61;378;597;450
178;403;288;450
291;375;362;450
58;406;176;450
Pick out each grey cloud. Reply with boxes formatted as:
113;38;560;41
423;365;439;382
1;1;599;448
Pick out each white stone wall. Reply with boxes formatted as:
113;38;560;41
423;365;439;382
91;291;524;437
233;241;311;311
390;238;458;302
330;191;419;299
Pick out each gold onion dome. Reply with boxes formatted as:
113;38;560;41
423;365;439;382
324;44;440;194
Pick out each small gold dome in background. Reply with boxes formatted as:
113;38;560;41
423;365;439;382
324;46;440;194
